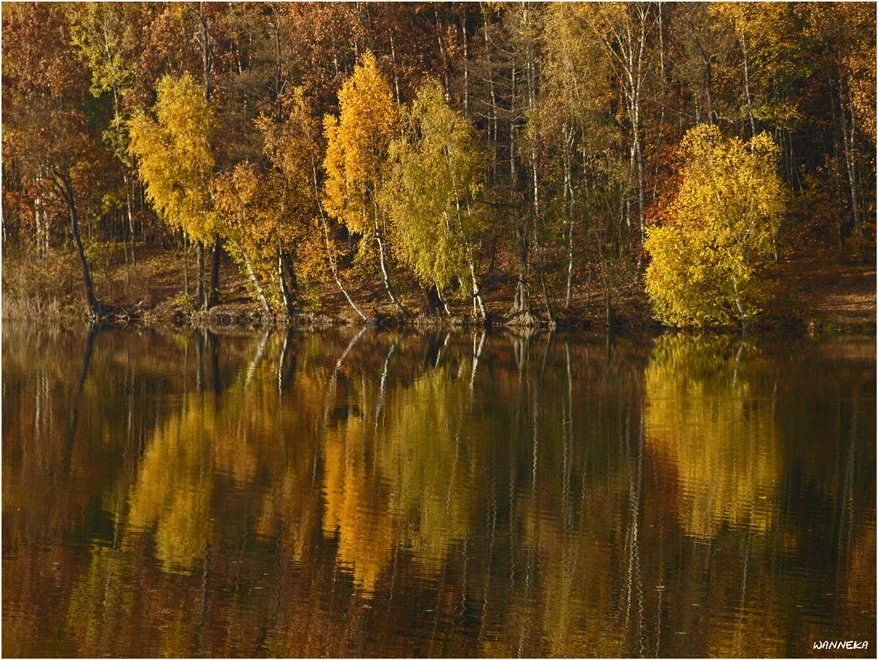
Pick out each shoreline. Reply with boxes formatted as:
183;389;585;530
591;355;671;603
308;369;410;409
3;244;874;337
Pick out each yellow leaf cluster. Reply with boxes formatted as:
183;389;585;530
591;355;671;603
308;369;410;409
645;125;786;327
322;52;398;237
128;74;217;243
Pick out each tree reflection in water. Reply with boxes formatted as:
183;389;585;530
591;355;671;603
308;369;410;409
2;326;874;657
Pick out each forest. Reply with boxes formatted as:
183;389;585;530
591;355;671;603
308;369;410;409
2;2;875;329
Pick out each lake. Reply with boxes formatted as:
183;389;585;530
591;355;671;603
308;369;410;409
2;325;875;657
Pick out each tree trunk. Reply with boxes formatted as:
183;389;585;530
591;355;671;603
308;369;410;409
732;273;749;333
435;282;452;316
277;246;297;316
125;173;136;266
245;253;272;314
195;241;205;307
563;121;576;310
469;259;488;319
207;238;220;308
268;4;283;117
565;220;574;310
321;218;369;322
461;13;469;117
525;25;554;327
183;232;189;297
374;229;408;317
200;2;211;104
52;173;100;318
740;31;756;143
370;193;407;316
510;227;530;316
839;81;862;237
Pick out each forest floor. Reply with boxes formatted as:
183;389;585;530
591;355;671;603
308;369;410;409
2;240;874;334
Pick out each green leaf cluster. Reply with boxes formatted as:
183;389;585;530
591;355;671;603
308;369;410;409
385;80;485;290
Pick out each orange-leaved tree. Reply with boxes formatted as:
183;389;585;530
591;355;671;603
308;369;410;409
260;88;370;322
3;2;108;319
323;52;407;317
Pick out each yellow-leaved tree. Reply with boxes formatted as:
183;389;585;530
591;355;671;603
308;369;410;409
323;52;407;317
260;88;370;322
128;74;218;308
212;162;305;316
645;125;786;329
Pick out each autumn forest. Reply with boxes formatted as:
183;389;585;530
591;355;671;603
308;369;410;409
2;2;876;329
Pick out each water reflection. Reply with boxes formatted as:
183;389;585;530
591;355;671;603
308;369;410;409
645;335;782;540
2;325;874;657
126;397;215;573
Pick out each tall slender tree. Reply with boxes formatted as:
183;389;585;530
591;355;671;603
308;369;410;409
323;52;408;317
128;74;218;308
3;2;109;319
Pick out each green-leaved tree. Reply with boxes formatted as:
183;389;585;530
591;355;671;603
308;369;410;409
385;80;488;318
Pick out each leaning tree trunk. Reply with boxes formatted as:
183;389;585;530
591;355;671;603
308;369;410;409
302;114;370;323
244;252;272;314
371;199;408;317
51;172;100;318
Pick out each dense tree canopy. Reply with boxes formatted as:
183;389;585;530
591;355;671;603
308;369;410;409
385;79;487;315
645;126;786;328
3;2;875;327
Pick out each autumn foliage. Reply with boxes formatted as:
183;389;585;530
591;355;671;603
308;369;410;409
645;126;786;328
2;2;874;327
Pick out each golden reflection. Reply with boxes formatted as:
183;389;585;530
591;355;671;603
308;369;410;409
66;544;136;652
645;335;782;540
321;357;482;593
322;406;397;591
126;397;215;573
383;363;480;567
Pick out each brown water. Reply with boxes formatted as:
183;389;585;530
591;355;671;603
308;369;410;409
2;325;875;658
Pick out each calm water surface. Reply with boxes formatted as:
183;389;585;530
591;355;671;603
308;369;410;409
2;325;875;657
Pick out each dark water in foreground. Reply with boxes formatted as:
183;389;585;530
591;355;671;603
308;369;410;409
2;325;875;658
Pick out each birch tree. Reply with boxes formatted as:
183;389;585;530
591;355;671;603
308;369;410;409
323;52;408;317
128;74;218;308
385;80;488;319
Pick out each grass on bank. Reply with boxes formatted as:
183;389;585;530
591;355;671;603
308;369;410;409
2;238;874;333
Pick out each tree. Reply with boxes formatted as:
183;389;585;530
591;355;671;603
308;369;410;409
2;2;109;319
586;2;656;253
323;52;407;316
69;2;141;263
644;125;786;329
261;87;370;322
128;74;218;308
385;80;488;318
539;3;620;311
212;163;287;315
